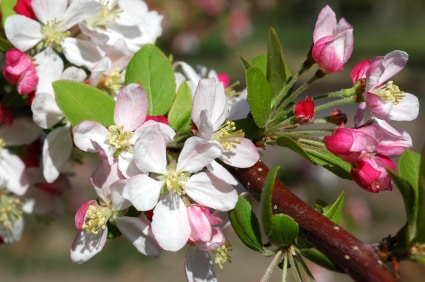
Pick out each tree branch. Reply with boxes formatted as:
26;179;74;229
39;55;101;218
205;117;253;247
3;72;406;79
230;160;397;282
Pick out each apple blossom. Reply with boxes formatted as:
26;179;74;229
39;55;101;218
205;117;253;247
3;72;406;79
351;154;395;193
73;83;148;176
2;48;38;95
351;50;419;121
123;121;237;251
312;5;353;73
294;96;315;123
191;78;259;169
70;176;161;263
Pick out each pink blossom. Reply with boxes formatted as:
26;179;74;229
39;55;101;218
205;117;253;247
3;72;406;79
14;0;36;19
294;97;315;123
2;48;38;95
350;60;371;83
358;50;419;121
312;5;353;73
351;154;395;193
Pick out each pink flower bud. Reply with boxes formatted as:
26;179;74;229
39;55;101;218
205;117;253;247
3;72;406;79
294;97;315;123
217;73;231;88
187;205;222;243
145;115;169;125
350;60;371;83
3;48;38;95
14;0;36;19
312;5;353;73
351;154;395;193
325;109;347;126
324;127;377;162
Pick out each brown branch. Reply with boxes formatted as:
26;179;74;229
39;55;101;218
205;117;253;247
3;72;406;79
230;160;397;282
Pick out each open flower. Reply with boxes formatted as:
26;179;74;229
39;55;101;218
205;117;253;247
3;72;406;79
352;50;419;121
73;83;148;176
312;5;353;73
123;121;237;251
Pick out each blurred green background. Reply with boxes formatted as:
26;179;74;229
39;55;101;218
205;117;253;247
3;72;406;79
2;0;425;281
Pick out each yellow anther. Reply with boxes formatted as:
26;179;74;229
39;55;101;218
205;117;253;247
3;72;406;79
213;121;245;152
0;138;6;151
86;0;123;28
0;191;23;230
82;205;112;235
106;125;134;158
40;19;70;51
372;81;405;105
104;68;124;91
164;162;190;196
212;241;232;269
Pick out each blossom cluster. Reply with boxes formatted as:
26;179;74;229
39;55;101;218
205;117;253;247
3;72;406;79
0;1;421;281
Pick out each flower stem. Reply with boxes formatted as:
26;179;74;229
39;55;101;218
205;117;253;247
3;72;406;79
260;249;284;282
314;96;356;113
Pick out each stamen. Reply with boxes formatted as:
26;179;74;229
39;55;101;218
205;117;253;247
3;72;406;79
106;125;134;158
82;205;112;235
40;19;70;51
86;0;123;28
213;121;245;152
104;68;124;91
164;163;190;196
0;191;23;231
0;138;6;150
372;81;405;105
212;241;232;269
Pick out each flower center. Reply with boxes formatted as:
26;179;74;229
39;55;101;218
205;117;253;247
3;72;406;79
103;68;124;92
82;204;113;235
212;241;232;269
106;125;134;158
86;0;123;28
0;190;23;231
372;81;405;105
40;19;70;51
164;162;190;196
213;121;245;152
0;138;6;151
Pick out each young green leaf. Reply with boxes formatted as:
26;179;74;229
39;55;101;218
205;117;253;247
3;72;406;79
246;67;271;128
168;81;192;133
53;80;115;127
260;165;298;246
1;0;17;28
267;28;291;105
322;192;345;225
125;44;176;115
415;145;425;243
299;249;342;272
228;196;265;253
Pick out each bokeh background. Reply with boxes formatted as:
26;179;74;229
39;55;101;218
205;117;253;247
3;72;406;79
2;0;425;281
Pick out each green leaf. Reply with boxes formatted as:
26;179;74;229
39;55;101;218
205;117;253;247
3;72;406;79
322;192;345;225
240;54;267;75
233;117;264;142
269;213;299;246
0;36;13;52
299;249;342;272
303;147;352;179
125;44;176;115
168;81;192;133
53;80;115;127
267;28;291;105
1;0;17;28
228;196;265;253
277;135;352;179
398;149;421;190
261;165;280;238
246;67;271;128
416;145;425;243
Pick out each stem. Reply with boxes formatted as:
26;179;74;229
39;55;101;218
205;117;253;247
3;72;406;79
261;249;284;282
230;161;397;282
314;96;356;113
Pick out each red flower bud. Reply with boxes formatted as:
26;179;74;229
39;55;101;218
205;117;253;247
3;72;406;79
294;97;315;123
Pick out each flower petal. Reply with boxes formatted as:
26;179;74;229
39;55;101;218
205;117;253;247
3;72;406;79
185;247;217;282
114;84;148;131
73;120;108;152
115;216;162;257
70;228;107;264
220;137;259;168
177;137;221;173
5;15;42;51
151;192;190;251
123;174;162;211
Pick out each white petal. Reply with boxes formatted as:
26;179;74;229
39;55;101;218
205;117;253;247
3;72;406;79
133;122;173;174
31;92;63;128
73;121;108;152
177;137;221;173
186;172;238;211
34;47;64;94
114;216;162;257
123;174;162;211
33;0;67;23
62;0;101;28
151;192;190;251
206;161;238;185
0;150;29;195
114;84;148;131
42;125;73;183
70;228;107;264
62;66;87;81
220;138;259;168
0;217;24;244
5;15;42;51
389;92;419;121
62;38;104;69
0;117;41;145
185;247;217;282
109;179;132;211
